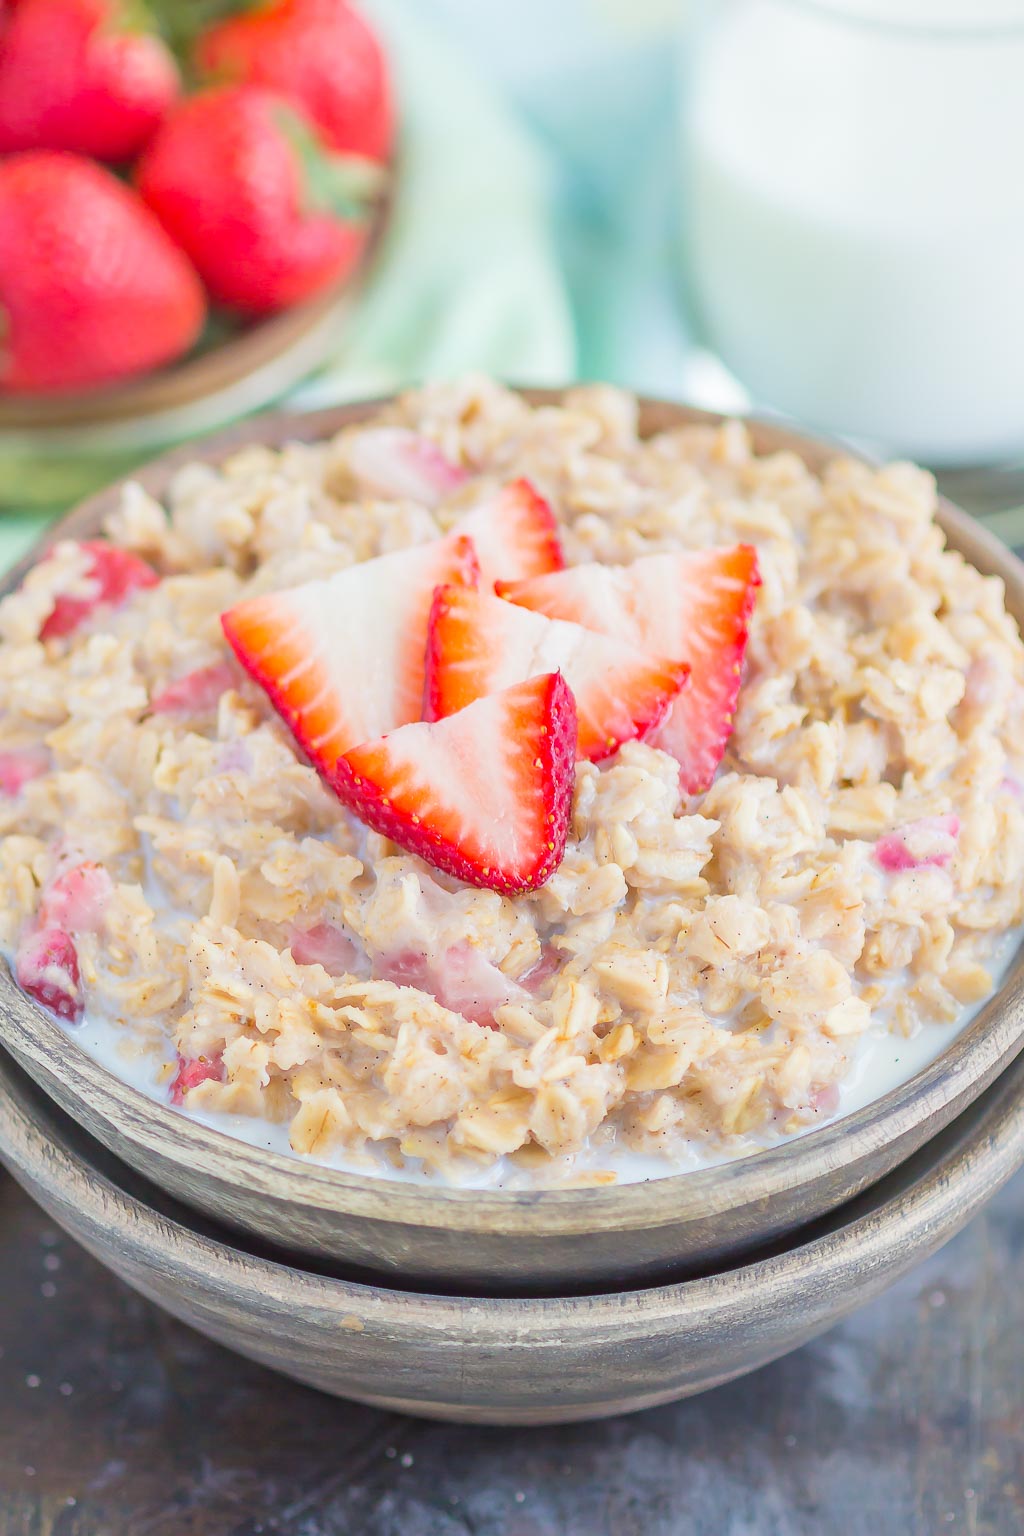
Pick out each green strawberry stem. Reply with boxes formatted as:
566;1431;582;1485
115;0;167;36
146;0;249;60
275;105;387;224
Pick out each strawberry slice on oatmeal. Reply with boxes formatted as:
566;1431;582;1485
498;544;761;793
452;479;564;586
221;533;479;780
425;582;689;762
333;673;577;894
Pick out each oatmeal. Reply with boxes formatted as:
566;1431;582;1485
1;379;1023;1185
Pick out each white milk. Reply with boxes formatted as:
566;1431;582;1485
684;0;1024;463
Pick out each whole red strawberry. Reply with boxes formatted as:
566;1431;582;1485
0;153;206;393
0;0;179;160
137;85;374;317
195;0;392;163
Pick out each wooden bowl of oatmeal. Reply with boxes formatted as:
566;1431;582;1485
2;1040;1023;1423
1;385;1023;1292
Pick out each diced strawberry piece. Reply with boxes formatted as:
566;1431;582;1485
374;949;434;991
221;534;478;781
289;920;362;975
15;926;81;1022
38;861;112;933
811;1082;841;1116
375;941;527;1028
521;943;562;995
217;738;252;774
498;545;761;794
170;1051;225;1105
875;815;960;873
333;673;577;895
432;942;528;1028
452;479;565;587
40;540;159;641
150;661;235;715
346;428;469;507
425;584;689;763
0;744;50;796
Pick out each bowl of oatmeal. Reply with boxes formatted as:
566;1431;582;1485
1;383;1023;1291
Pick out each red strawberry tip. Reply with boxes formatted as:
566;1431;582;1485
334;672;577;895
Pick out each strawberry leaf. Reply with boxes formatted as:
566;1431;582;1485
146;0;249;60
274;103;386;224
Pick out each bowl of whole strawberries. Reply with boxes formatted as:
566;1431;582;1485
0;0;392;499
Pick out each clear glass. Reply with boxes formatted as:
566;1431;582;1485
682;0;1024;465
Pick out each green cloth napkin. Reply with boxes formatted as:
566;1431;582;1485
0;0;575;572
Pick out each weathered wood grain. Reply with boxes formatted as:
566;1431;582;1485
1;397;1024;1293
1;1159;1024;1530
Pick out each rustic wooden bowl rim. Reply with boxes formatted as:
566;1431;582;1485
2;390;1023;1240
3;1039;1024;1324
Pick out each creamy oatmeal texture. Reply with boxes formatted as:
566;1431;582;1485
2;379;1023;1185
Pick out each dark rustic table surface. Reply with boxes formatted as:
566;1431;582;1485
1;1163;1022;1536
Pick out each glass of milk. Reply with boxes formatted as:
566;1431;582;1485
683;0;1024;464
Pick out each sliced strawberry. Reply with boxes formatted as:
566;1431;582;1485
0;744;50;796
40;540;159;641
170;1051;225;1105
15;926;81;1022
425;584;689;763
38;861;112;933
346;428;469;507
498;545;761;794
150;661;235;715
221;534;478;780
333;673;576;895
452;478;564;587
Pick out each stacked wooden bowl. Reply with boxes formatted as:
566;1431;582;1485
2;399;1024;1423
3;1045;1024;1425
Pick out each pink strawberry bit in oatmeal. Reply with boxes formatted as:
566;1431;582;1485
150;662;236;715
1;379;1023;1187
170;1052;225;1105
376;943;529;1029
38;862;113;933
0;746;50;797
289;920;365;976
15;928;82;1023
346;428;470;507
39;540;158;641
874;816;960;873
